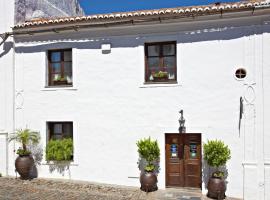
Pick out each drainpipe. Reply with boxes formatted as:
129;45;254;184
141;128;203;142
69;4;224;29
0;31;16;176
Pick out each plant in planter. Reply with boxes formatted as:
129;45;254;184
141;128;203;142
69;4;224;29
46;138;73;161
9;128;40;179
137;137;160;192
53;75;68;85
204;140;231;199
152;71;168;82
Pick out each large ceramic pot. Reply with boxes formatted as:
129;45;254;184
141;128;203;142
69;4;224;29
15;155;34;179
140;171;158;192
207;177;226;199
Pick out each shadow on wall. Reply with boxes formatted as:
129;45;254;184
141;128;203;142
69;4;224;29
29;143;43;179
48;161;72;177
137;156;160;174
0;42;13;58
14;22;270;54
202;160;229;190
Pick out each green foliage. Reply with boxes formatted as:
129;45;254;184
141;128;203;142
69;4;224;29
153;71;168;78
144;164;155;172
46;138;73;161
16;149;31;156
212;171;225;178
0;173;2;177
203;140;231;168
9;128;40;155
137;137;160;171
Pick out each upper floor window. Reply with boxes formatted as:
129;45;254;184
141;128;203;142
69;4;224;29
145;42;177;83
48;49;72;86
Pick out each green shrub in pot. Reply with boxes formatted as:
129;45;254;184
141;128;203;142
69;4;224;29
137;137;160;192
204;139;231;199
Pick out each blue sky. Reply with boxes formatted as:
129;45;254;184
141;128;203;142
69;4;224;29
79;0;241;15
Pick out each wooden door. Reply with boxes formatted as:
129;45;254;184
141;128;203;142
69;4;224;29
165;133;201;188
165;134;185;187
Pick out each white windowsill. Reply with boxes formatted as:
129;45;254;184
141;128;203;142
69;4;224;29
41;86;78;91
41;161;79;166
139;82;181;88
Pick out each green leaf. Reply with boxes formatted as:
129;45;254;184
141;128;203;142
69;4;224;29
9;128;40;154
137;137;160;170
203;140;231;168
46;138;73;161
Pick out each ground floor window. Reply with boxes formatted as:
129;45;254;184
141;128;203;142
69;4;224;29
46;122;73;161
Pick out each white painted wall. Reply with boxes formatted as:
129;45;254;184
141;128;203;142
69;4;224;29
0;0;15;176
11;14;270;199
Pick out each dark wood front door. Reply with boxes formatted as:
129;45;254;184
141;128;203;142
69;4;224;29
165;133;201;188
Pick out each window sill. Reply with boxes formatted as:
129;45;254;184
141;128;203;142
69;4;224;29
41;161;78;166
140;81;181;88
41;86;77;91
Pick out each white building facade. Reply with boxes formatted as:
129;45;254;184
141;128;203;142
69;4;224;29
1;1;270;200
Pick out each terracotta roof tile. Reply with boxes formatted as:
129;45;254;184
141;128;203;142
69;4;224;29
13;0;270;29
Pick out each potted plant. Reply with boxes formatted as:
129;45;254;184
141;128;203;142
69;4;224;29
152;71;168;82
9;128;40;179
137;137;160;192
53;76;68;85
204;140;231;199
46;138;73;161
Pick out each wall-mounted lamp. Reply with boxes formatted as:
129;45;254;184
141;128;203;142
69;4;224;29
101;43;111;54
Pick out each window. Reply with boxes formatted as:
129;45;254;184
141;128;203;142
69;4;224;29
145;42;177;83
235;68;246;79
47;122;73;161
48;49;72;86
47;122;73;140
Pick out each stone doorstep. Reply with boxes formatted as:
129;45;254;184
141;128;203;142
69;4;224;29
0;176;242;200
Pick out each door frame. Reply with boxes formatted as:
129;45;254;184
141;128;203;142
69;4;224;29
165;133;202;189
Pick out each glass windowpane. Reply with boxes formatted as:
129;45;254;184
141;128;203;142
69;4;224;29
64;62;72;73
54;124;62;134
148;57;159;69
148;45;160;56
164;57;176;80
50;52;61;62
63;123;73;138
164;56;175;69
163;44;175;56
64;51;72;61
51;73;61;82
64;73;73;84
51;63;61;73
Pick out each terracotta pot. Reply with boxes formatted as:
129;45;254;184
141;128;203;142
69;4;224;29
140;171;158;192
207;177;226;199
15;155;34;179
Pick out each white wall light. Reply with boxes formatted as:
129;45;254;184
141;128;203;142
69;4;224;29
101;43;111;54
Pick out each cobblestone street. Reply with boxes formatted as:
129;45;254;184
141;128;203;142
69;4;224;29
0;177;239;200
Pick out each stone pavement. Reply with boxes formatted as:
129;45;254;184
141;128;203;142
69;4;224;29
0;177;240;200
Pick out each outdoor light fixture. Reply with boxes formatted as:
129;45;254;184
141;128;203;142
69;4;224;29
101;43;111;54
178;110;186;133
